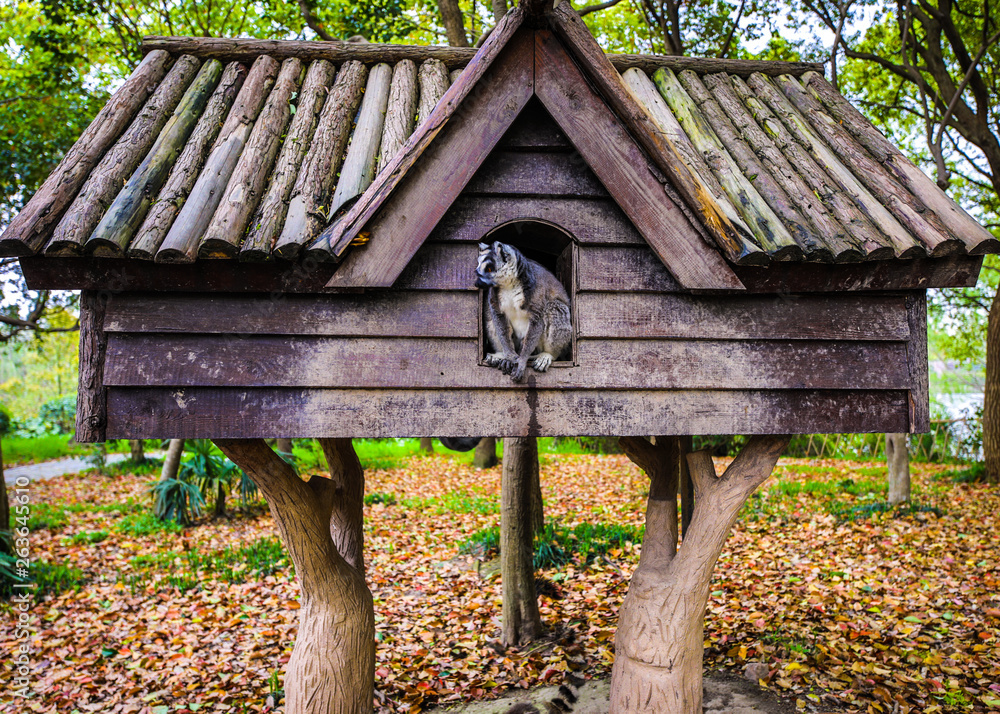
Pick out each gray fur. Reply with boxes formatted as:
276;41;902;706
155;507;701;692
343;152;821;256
477;242;572;382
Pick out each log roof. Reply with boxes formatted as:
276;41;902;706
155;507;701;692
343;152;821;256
1;6;996;279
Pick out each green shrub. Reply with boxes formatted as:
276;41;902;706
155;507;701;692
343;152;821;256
0;405;12;436
115;512;183;536
103;457;164;477
460;522;643;569
151;478;204;526
364;492;397;506
828;500;944;523
64;530;109;545
39;395;76;433
28;503;69;531
179;440;239;518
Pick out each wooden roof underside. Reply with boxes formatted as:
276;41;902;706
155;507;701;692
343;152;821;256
1;4;996;284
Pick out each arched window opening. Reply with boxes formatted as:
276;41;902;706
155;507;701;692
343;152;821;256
478;220;577;367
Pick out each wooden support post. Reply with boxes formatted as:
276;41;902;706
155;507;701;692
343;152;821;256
215;439;373;714
76;291;109;443
886;433;911;505
613;435;789;713
500;436;543;647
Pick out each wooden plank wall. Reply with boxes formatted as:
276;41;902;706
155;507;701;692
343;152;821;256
84;100;925;440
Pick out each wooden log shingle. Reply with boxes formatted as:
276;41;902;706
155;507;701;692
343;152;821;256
45;55;202;256
155;56;280;263
129;61;247;259
0;51;173;257
199;58;303;258
377;60;418;174
85;60;224;257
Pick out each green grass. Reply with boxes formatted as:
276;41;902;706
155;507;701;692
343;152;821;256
63;530;109;545
28;503;69;531
113;513;183;537
364;492;398;506
2;435;87;465
460;521;643;569
401;490;499;515
123;536;290;593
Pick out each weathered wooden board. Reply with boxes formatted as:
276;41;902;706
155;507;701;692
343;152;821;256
907;292;930;433
76;291;109;443
105;387;910;438
576;292;910;341
428;196;646;246
104;335;911;390
578;246;681;291
533;31;745;290
104;291;477;336
734;256;982;292
463;151;609;197
393;242;478;290
325;30;534;286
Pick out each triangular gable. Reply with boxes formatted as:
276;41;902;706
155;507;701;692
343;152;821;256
323;9;744;291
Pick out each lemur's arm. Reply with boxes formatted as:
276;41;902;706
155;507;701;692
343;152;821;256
509;305;547;382
485;289;517;373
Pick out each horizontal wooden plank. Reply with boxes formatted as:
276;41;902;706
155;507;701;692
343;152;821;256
105;387;910;438
104;291;477;336
428;195;646;245
578;246;681;291
104;335;911;390
733;256;983;292
577;293;910;341
464;150;609;197
394;242;478;290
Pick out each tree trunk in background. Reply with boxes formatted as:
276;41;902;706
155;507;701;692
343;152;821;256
129;440;145;463
500;436;543;647
437;0;469;46
419;437;434;454
160;439;185;481
611;436;788;713
886;433;911;505
215;439;373;714
986;290;1000;484
473;437;498;469
276;438;294;456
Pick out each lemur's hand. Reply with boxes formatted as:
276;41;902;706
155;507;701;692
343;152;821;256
510;360;527;382
486;352;514;370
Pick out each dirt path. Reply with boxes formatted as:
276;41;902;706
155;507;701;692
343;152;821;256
4;452;163;484
433;672;803;713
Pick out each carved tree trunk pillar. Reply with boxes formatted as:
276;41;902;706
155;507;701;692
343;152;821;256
501;436;543;647
611;435;789;714
886;433;911;505
215;439;374;714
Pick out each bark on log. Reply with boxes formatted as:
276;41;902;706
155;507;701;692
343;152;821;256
801;72;1000;255
775;75;958;256
85;60;223;257
501;436;543;647
0;51;172;257
140;36;823;76
886;433;911;505
610;436;789;714
474;436;499;468
620;68;762;265
76;291;109;443
656;68;802;259
330;62;392;215
748;74;924;259
377;60;418;175
160;439;185;481
727;75;888;259
44;56;202;256
215;439;374;714
129;62;247;259
677;70;821;259
273;61;367;259
241;60;335;260
199;58;303;258
156;56;280;263
417;59;450;128
701;73;855;261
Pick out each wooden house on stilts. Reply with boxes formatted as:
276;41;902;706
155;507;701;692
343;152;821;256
2;0;997;710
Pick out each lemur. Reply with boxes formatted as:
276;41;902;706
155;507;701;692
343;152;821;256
503;673;587;713
476;242;572;383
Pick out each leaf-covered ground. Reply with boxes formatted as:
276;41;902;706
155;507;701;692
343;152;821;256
2;453;999;713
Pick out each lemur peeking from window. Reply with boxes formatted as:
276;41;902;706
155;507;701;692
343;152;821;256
476;241;572;382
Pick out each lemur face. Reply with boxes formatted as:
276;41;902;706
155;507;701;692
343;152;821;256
476;243;495;288
490;242;521;284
